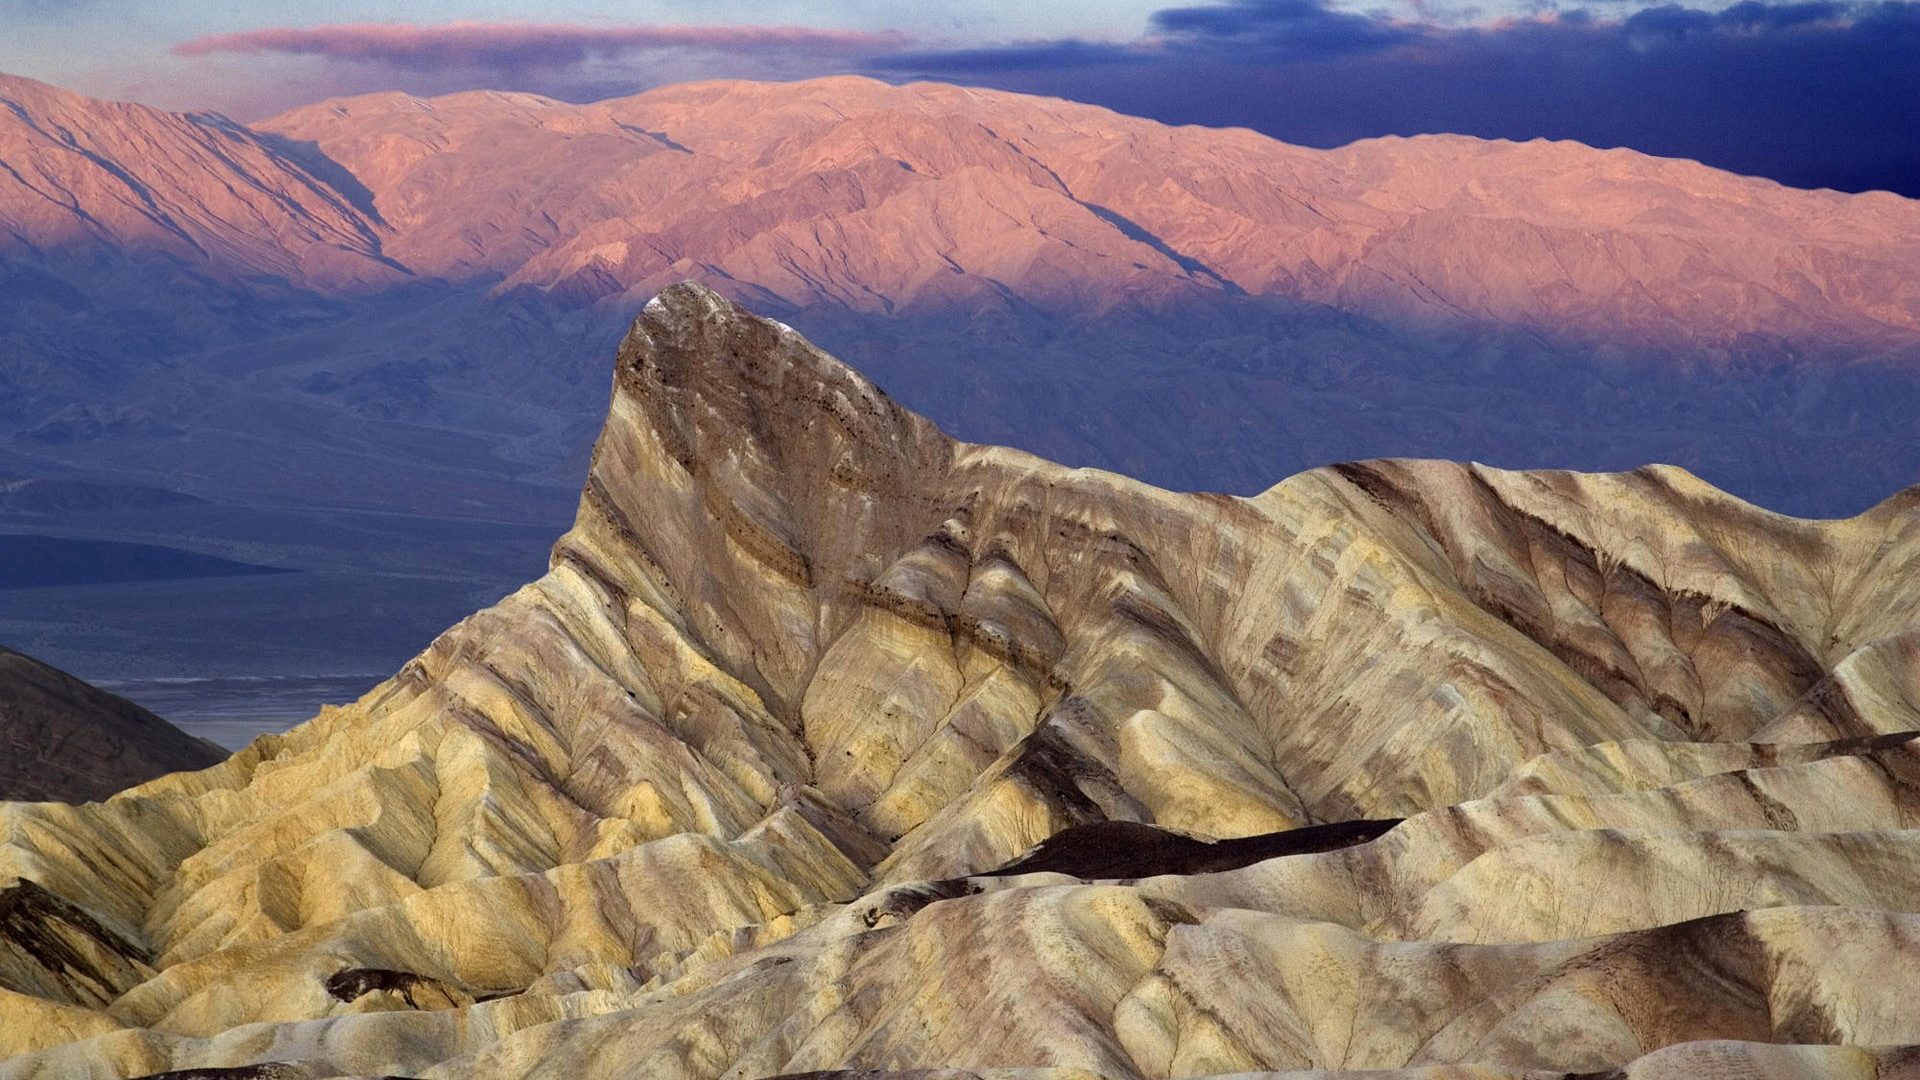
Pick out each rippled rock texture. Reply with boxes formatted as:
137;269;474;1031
3;285;1919;1077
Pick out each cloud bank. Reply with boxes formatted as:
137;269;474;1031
173;21;906;66
875;0;1920;196
167;21;907;112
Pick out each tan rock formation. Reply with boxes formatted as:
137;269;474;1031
2;285;1918;1077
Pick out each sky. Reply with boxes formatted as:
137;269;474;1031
4;0;1917;197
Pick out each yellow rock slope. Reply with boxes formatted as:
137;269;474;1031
4;284;1919;1078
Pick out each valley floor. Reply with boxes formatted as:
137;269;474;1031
90;675;382;751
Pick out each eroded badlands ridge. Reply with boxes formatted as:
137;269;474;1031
4;285;1920;1077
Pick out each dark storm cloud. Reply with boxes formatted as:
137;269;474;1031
1149;0;1421;54
871;0;1920;196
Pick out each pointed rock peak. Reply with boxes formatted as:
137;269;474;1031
612;282;944;477
562;285;964;706
594;285;958;566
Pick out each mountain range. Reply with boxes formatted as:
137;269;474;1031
2;285;1919;1076
3;70;1919;712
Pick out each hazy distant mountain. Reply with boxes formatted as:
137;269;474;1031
0;74;393;290
3;287;1918;1075
3;71;1919;697
0;644;224;802
0;73;402;409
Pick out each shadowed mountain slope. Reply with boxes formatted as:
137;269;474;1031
0;73;403;407
1;286;1918;1076
0;646;225;803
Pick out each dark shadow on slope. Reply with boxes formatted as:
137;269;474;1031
1079;201;1244;294
129;1060;337;1068
0;878;152;1005
979;817;1401;880
250;130;388;226
615;122;694;153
